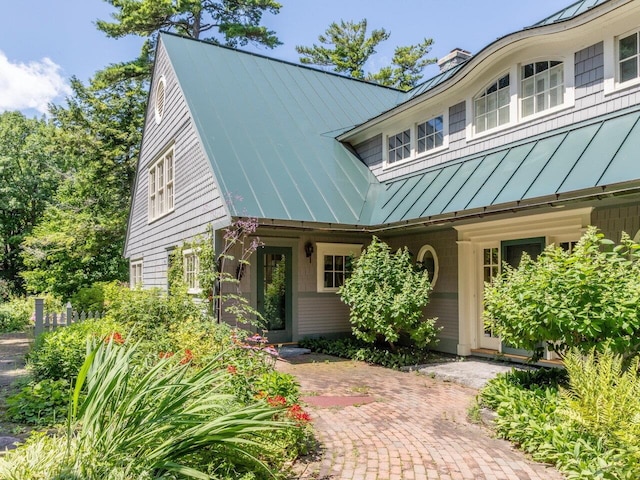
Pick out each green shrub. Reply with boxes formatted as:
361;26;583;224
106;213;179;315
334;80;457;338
484;227;640;360
70;282;108;312
28;318;123;381
339;236;439;348
481;359;640;479
6;379;71;426
255;371;300;404
299;336;435;369
562;348;640;451
0;297;32;333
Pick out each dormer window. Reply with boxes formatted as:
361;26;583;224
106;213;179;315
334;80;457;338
387;129;411;164
474;74;510;134
619;32;639;84
520;61;564;117
385;114;447;167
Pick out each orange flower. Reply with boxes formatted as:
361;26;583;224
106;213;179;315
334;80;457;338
267;395;287;407
226;365;237;375
159;351;174;359
287;404;311;422
105;332;124;345
180;349;194;365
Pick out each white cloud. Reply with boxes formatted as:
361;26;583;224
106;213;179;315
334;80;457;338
0;51;71;115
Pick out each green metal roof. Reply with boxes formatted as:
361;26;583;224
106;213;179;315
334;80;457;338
374;106;640;225
531;0;609;27
160;33;402;224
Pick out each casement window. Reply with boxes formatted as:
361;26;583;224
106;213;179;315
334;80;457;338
474;74;510;134
130;260;143;288
520;61;564;117
416;116;444;154
316;243;362;292
387;129;411;164
148;145;174;221
618;32;640;84
183;250;200;293
386;114;446;166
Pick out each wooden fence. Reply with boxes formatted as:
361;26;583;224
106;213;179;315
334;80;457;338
34;298;103;337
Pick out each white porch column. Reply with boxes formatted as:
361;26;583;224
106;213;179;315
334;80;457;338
456;240;475;356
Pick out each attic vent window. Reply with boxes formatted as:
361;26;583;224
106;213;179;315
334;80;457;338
154;76;166;124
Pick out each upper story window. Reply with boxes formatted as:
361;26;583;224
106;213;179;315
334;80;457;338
388;129;411;164
386;114;446;167
520;61;564;117
474;74;510;134
417;116;444;154
154;76;166;124
619;32;640;84
148;145;174;222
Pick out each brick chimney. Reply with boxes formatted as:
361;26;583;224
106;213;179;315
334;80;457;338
437;48;472;72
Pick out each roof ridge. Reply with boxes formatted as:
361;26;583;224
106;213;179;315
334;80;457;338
159;31;403;93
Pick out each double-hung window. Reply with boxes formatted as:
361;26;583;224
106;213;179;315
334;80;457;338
474;74;510;133
149;145;174;221
520;61;564;117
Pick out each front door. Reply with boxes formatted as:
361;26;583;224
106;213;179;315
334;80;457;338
257;247;292;343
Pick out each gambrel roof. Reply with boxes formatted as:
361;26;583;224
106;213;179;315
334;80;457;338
158;0;640;229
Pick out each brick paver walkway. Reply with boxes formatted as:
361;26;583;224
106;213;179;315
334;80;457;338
277;354;563;480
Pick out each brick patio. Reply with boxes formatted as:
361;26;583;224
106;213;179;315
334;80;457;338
277;354;563;480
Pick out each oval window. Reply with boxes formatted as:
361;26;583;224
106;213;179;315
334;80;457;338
154;76;166;124
417;244;439;288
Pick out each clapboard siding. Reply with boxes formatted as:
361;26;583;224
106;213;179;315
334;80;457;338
358;39;640;181
125;41;228;289
298;294;351;336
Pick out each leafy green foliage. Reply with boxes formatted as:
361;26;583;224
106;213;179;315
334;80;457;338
481;352;640;479
1;340;293;479
339;236;439;348
69;282;108;313
367;39;437;90
255;371;300;405
6;379;70;426
561;348;640;449
0;112;65;294
484;227;640;360
28;318;124;381
0;297;32;333
299;336;435;369
21;78;145;299
296;19;435;90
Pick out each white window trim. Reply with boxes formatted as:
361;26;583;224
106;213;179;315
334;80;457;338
183;248;201;295
466;59;575;142
148;144;175;223
154;76;166;124
417;244;439;288
383;111;449;170
472;71;513;137
130;259;143;288
604;29;640;96
316;242;362;293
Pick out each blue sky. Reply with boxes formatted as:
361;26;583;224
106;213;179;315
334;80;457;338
0;0;568;117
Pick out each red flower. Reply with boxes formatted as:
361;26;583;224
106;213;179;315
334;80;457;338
159;351;174;359
227;365;237;375
267;395;287;407
180;349;194;365
287;404;311;422
105;332;124;345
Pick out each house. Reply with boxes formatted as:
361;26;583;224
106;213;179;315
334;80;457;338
125;0;640;356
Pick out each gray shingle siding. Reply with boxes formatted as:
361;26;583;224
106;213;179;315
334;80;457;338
124;43;228;289
353;134;383;168
575;41;604;95
449;101;466;134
